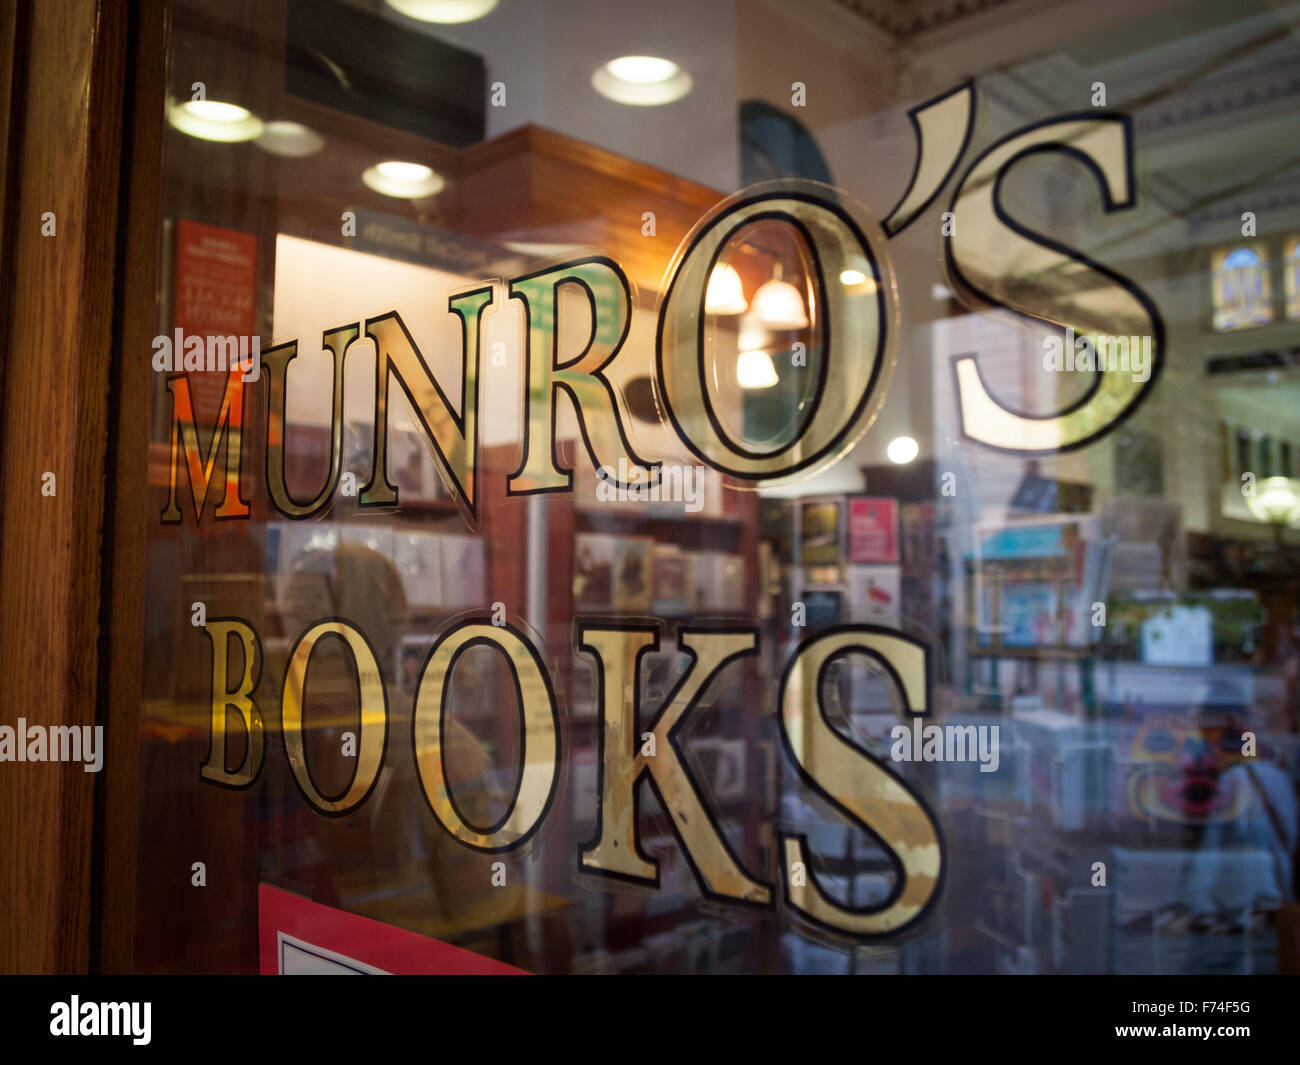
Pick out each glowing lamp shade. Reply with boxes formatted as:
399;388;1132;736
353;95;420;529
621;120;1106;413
752;276;809;330
840;268;878;293
255;121;324;157
705;264;747;315
1245;476;1300;526
887;436;919;465
592;56;693;106
385;0;499;23
362;160;445;199
737;349;779;390
737;315;768;352
168;99;264;143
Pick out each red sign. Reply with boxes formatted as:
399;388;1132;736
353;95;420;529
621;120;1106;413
258;884;527;975
848;497;899;563
173;219;258;417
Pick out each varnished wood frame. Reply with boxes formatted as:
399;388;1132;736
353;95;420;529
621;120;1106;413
0;0;140;972
93;0;168;975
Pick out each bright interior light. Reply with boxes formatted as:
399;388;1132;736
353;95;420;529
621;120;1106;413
887;436;919;465
840;268;878;293
377;161;433;181
737;315;768;352
592;55;693;106
737;349;779;390
255;120;324;157
752;277;809;330
188;100;249;122
705;264;747;315
385;0;499;23
168;98;264;143
1244;476;1300;525
362;160;445;199
606;56;680;83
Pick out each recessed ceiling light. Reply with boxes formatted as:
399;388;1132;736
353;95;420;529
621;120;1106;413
361;160;445;199
592;55;693;106
385;0;499;23
255;120;325;157
607;56;679;83
887;436;919;464
168;98;264;143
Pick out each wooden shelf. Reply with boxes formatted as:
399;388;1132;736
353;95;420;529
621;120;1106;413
573;507;748;547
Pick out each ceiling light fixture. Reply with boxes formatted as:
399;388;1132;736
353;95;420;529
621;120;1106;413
385;0;499;23
887;436;919;465
255;121;324;157
752;265;809;330
1244;476;1300;526
168;98;265;143
705;264;747;315
737;315;768;353
737;349;779;390
361;160;445;199
592;55;693;106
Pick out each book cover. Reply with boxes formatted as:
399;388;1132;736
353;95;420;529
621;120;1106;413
574;533;615;610
652;543;688;615
613;536;654;614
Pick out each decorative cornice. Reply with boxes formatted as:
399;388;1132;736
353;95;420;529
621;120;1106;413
829;0;1022;40
1136;59;1300;139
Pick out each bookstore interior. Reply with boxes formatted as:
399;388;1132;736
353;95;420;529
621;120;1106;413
7;0;1300;975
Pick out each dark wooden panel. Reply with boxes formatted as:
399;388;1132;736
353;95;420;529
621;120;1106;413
94;0;169;976
286;0;485;148
0;0;129;974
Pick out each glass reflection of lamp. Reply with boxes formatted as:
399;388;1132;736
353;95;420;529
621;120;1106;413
737;315;767;352
737;349;778;389
736;313;777;389
752;264;809;330
168;99;265;143
705;264;747;315
385;0;499;23
839;268;877;293
361;160;445;199
1245;476;1300;565
255;121;324;157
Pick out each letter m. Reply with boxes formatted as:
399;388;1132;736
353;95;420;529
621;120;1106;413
207;335;238;372
162;373;249;522
52;725;81;763
102;1003;130;1037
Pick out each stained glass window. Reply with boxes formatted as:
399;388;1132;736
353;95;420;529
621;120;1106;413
1212;244;1273;330
1287;236;1300;320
